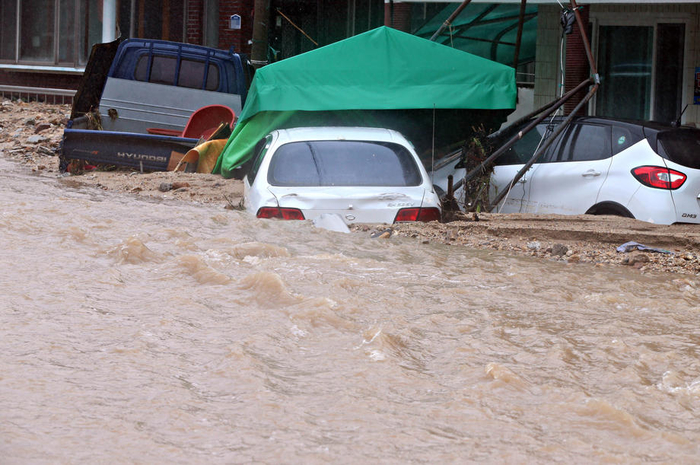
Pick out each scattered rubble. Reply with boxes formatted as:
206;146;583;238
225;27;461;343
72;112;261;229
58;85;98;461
356;213;700;276
3;100;700;277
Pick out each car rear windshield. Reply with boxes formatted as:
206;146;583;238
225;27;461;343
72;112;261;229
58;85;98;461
268;140;423;187
656;129;700;169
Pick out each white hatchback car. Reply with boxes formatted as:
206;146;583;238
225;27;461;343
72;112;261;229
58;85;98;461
434;116;700;225
244;127;441;224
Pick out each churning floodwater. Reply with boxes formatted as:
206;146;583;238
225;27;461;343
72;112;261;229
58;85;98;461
2;156;700;463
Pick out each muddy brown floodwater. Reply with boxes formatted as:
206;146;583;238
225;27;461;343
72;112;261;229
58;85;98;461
2;151;700;463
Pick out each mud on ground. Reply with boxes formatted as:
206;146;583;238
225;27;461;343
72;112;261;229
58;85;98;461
2;100;700;277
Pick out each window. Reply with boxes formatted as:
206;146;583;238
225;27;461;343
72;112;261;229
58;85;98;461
150;55;177;85
268;141;423;187
0;0;101;66
656;129;700;169
179;60;219;91
611;125;643;155
495;123;562;165
248;137;272;184
595;20;686;122
553;124;611;162
0;2;17;60
134;55;220;90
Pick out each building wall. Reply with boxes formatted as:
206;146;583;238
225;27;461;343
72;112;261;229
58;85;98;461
535;3;700;125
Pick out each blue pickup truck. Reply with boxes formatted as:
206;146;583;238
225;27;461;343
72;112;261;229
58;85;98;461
61;38;251;172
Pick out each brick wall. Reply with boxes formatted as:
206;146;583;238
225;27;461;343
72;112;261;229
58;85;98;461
219;0;255;55
384;2;411;33
187;0;204;45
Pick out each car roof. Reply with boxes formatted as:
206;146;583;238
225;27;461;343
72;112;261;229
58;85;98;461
271;126;408;145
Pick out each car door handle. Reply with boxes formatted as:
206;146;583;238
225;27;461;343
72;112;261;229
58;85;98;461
517;177;527;183
582;169;601;177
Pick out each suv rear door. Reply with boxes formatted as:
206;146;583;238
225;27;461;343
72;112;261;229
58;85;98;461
526;122;613;214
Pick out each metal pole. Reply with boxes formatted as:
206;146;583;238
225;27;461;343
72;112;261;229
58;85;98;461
488;83;599;210
102;0;117;43
430;0;473;42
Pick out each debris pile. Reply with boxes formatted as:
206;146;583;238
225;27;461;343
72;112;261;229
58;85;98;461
0;99;69;172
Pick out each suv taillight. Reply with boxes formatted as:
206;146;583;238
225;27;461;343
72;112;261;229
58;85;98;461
631;166;687;190
394;207;441;222
256;207;305;220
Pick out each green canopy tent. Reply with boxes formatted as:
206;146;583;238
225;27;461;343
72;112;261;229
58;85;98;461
214;26;516;178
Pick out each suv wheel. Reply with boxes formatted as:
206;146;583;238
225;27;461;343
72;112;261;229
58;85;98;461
586;202;634;219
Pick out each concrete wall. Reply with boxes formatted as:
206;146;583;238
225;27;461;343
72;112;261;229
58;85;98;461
535;3;700;125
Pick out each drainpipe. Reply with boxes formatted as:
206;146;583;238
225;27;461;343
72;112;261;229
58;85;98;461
102;0;117;42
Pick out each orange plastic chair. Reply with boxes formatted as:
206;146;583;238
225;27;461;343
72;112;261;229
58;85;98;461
147;105;236;139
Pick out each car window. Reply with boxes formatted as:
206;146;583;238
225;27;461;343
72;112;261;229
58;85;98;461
149;55;177;85
178;59;219;90
495;123;559;165
656;128;700;169
248;136;271;184
134;55;149;81
552;123;612;162
612;125;643;155
267;140;422;187
134;54;221;90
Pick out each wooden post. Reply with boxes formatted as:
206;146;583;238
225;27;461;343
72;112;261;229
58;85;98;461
251;0;270;68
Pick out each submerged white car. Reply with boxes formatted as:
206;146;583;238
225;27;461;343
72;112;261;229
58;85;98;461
244;127;441;224
434;116;700;225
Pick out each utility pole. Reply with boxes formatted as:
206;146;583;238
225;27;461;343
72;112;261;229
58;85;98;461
251;0;270;68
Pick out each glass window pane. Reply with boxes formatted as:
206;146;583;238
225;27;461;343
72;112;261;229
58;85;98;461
149;55;177;85
21;0;55;62
205;63;219;91
0;1;17;61
59;0;75;63
654;24;685;124
134;55;149;81
597;26;653;120
556;124;611;162
268;141;422;187
178;59;204;89
79;0;102;65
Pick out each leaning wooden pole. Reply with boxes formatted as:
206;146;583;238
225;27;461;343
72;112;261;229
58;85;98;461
430;0;473;41
488;83;599;210
250;0;270;68
451;77;593;195
512;0;528;71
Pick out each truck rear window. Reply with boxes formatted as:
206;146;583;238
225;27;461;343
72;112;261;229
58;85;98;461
134;55;219;90
268;141;423;187
656;129;700;169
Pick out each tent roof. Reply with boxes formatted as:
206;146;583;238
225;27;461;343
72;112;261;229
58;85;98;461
238;26;516;122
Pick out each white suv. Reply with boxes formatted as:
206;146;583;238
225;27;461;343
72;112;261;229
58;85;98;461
436;116;700;225
244;127;441;224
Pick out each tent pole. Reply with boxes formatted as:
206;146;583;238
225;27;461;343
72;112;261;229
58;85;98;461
512;0;527;71
430;0;473;42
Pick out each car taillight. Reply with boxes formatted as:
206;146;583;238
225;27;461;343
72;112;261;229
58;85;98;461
631;166;687;190
394;207;441;222
256;207;305;220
